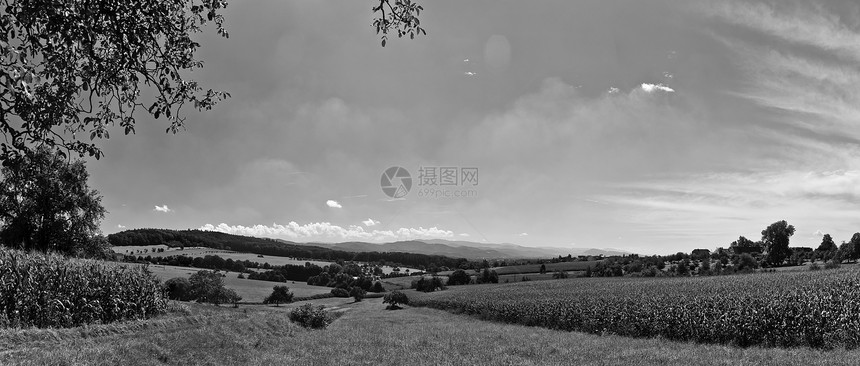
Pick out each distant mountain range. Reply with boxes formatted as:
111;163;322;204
290;238;629;260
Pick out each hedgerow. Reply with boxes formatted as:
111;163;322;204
0;247;167;328
411;269;860;349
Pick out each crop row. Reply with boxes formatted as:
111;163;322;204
411;269;860;349
1;247;167;328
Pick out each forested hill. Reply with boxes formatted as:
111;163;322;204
107;229;470;269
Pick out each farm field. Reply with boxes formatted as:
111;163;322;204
3;297;860;365
114;245;416;274
114;245;334;267
126;263;331;302
411;267;860;349
492;260;602;275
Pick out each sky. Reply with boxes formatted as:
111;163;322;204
86;0;860;255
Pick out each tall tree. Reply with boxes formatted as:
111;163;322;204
0;0;424;162
0;147;106;256
760;220;795;266
850;233;860;263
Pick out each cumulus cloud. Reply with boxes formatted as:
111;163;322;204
117;224;126;229
326;200;342;209
199;222;456;242
519;232;529;236
154;205;172;213
362;218;380;227
640;83;675;93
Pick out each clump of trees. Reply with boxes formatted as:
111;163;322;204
165;270;240;306
412;276;446;292
0;147;108;258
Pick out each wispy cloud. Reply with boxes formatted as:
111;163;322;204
362;218;380;227
704;1;860;61
199;222;456;242
326;200;342;209
154;205;172;213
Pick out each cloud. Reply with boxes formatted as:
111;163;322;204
199;222;456;242
154;205;172;213
703;1;860;61
813;229;825;237
640;83;675;93
362;218;380;227
459;233;470;237
519;232;529;237
117;224;126;229
326;200;342;209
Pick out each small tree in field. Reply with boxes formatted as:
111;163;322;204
350;287;366;302
383;290;409;310
263;285;293;306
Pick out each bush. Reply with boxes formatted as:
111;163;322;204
824;260;841;270
289;304;333;329
383;290;409;309
412;276;446;292
809;262;821;271
164;277;193;301
263;285;294;306
330;287;350;297
552;270;569;279
350;286;366;302
0;247;167;328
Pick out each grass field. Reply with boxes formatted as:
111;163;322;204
126;263;332;302
2;297;860;365
114;245;416;274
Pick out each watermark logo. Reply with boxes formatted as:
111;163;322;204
380;166;412;199
381;165;479;199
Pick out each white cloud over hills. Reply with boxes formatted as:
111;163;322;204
199;222;455;242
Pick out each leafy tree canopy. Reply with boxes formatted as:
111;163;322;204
0;146;106;256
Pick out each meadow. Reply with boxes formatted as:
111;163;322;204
411;267;860;349
125;263;332;302
3;297;860;365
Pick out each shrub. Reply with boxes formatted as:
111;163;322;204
383;290;409;309
0;247;167;328
350;286;366;302
824;260;841;270
809;262;821;271
237;273;245;279
552;270;569;279
330;287;350;297
164;277;193;301
263;285;294;306
289;304;333;329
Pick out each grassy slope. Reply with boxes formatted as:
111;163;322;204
2;298;858;366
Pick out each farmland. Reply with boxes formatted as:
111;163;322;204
125;263;332;302
411;267;860;349
4;297;860;365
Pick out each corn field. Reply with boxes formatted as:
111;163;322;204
0;247;168;328
411;268;860;349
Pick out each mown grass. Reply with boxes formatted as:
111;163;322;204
2;297;860;365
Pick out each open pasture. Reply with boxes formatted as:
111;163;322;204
126;263;331;302
412;267;860;349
